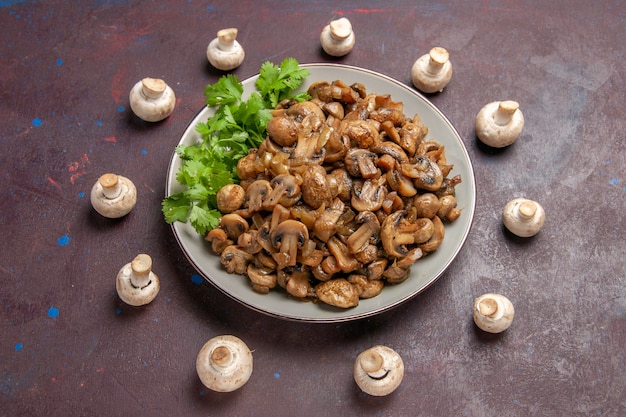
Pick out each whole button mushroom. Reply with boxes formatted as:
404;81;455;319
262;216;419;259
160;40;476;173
473;293;515;333
196;335;253;393
207;28;245;71
502;197;545;237
475;100;524;147
354;345;404;396
320;17;356;57
116;254;160;306
129;77;176;122
411;46;453;93
90;173;137;218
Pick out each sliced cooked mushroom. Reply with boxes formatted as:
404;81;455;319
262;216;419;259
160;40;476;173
418;215;445;253
247;264;277;294
327;236;361;273
205;228;232;254
219;213;249;241
351;178;386;212
263;174;301;209
220;245;254;275
344;148;379;179
244;179;272;214
347;211;380;254
380;211;417;258
270;219;309;270
401;156;443;191
348;274;384;299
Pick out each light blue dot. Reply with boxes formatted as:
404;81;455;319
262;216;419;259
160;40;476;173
32;118;42;127
78;191;85;198
191;274;203;285
609;178;619;185
56;58;62;66
115;308;122;315
48;307;59;318
117;105;125;112
57;234;71;246
15;343;23;351
141;149;147;155
96;120;103;126
273;372;281;379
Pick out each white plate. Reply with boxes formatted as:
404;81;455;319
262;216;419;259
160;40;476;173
166;63;476;322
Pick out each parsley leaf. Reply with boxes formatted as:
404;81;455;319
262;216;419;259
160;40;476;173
162;58;310;236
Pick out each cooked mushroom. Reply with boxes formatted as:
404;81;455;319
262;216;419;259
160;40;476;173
345;148;379;179
270;219;309;270
90;173;137;218
401;156;443;191
263;174;301;209
220;245;254;275
129;77;176;122
411;46;453;94
315;278;359;308
473;293;515;333
380;211;417;258
244;179;272;213
502;197;545;237
298;163;333;209
348;274;384;299
205;228;232;254
196;335;253;392
320;17;355;57
351;178;386;212
266;114;298;147
347;211;380;254
354;345;404;396
475;100;524;148
116;254;160;306
219;213;249;241
206;28;245;71
216;183;245;213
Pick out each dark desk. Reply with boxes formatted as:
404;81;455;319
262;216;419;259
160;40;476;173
1;1;624;415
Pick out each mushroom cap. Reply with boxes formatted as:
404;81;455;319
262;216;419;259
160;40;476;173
475;101;524;147
116;254;160;306
196;335;253;392
206;28;245;71
502;197;545;237
354;345;404;396
129;78;176;122
320;17;355;57
473;293;515;333
411;47;453;93
90;174;137;218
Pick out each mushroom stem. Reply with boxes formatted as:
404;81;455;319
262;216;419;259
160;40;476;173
494;100;520;126
518;201;537;220
216;28;238;51
329;18;352;40
426;47;449;74
99;173;122;199
130;254;152;289
141;77;166;100
211;345;234;370
478;297;498;317
360;349;387;379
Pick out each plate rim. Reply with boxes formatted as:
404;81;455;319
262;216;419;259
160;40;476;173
165;63;476;323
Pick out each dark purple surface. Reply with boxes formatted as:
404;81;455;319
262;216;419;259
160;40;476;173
1;1;624;416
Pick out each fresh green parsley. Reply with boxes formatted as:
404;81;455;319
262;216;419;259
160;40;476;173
162;58;310;236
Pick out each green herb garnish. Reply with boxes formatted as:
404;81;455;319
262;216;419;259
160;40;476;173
162;58;310;236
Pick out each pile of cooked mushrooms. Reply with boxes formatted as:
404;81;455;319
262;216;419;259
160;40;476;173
206;79;462;308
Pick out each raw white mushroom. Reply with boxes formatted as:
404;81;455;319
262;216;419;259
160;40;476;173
196;335;253;392
320;17;355;57
410;46;453;93
90;173;137;218
206;28;245;71
354;345;404;396
473;293;515;333
475;100;524;147
116;254;160;306
129;77;176;122
502;197;545;237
